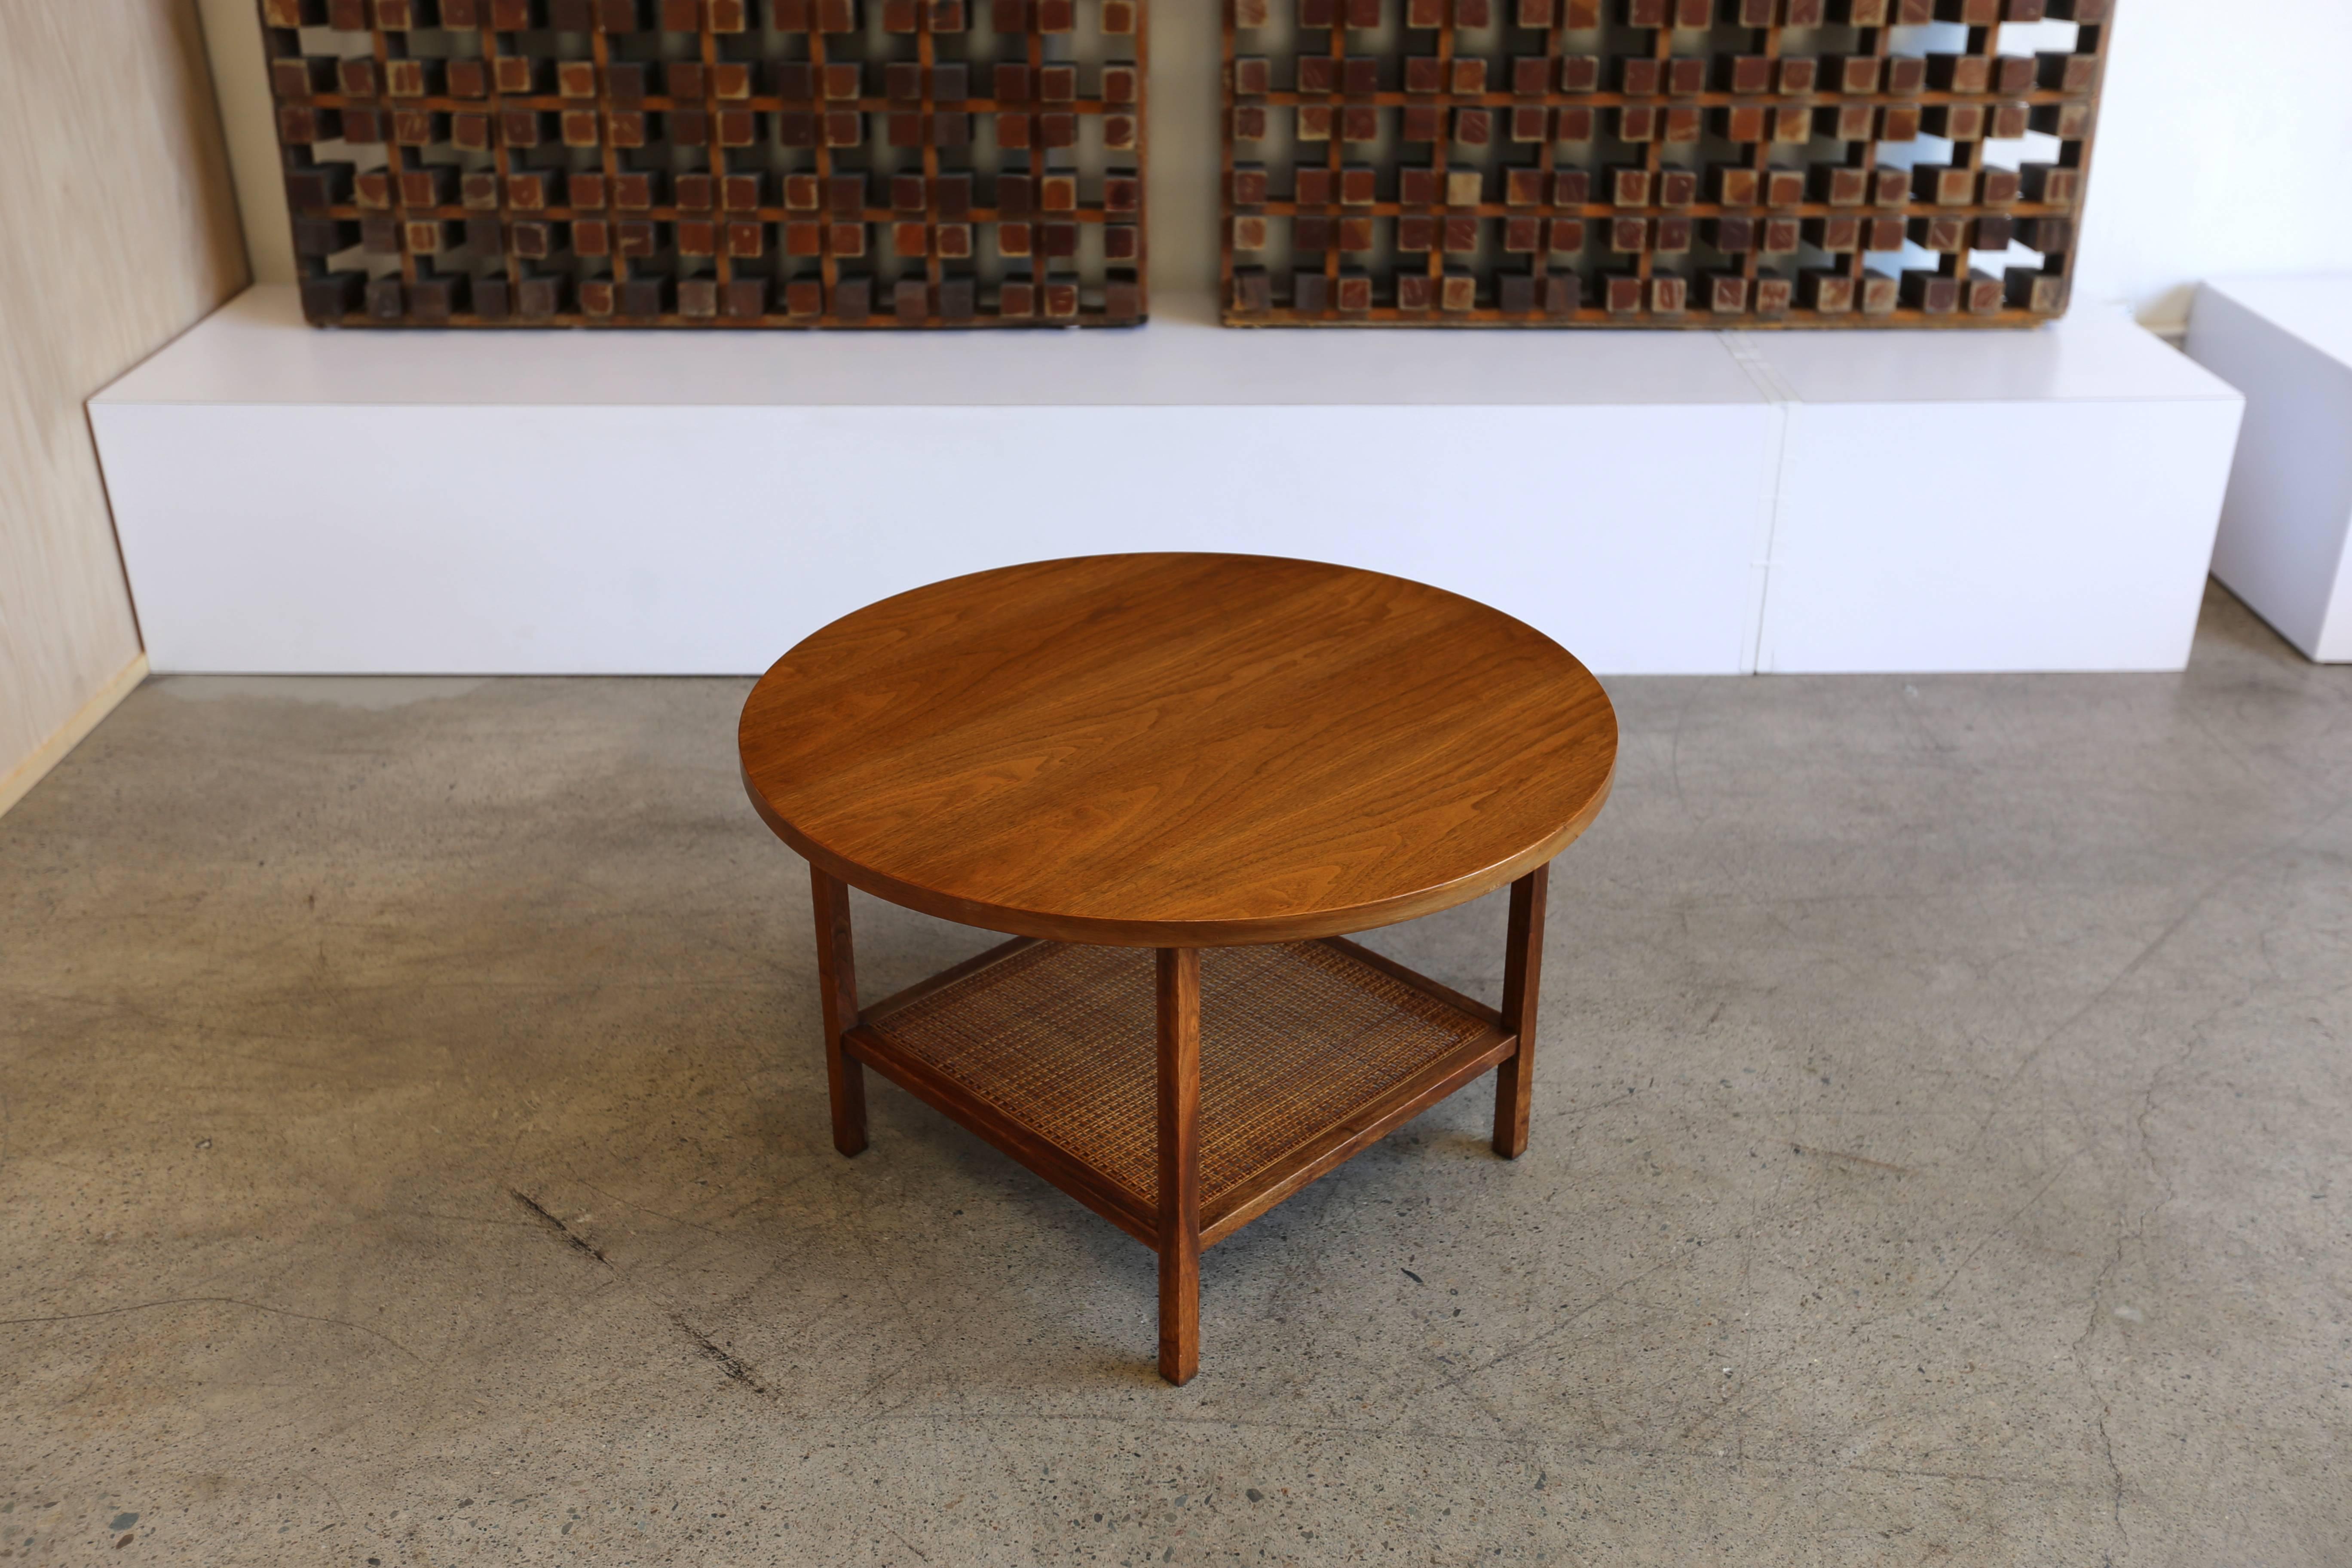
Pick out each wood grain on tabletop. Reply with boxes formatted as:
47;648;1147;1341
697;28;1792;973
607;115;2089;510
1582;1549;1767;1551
739;553;1617;947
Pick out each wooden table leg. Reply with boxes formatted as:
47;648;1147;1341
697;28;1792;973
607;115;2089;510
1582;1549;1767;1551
811;864;867;1158
1492;863;1549;1160
1156;946;1202;1385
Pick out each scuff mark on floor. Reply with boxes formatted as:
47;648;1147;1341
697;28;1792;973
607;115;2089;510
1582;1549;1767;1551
510;1189;612;1266
671;1313;769;1394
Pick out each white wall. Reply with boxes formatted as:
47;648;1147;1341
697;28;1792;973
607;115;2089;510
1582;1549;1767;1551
199;0;2352;333
2072;0;2352;330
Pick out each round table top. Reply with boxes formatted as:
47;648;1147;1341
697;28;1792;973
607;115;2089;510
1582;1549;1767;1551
739;554;1617;948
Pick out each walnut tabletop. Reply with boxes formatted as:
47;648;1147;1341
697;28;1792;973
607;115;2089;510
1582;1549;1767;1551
738;553;1618;949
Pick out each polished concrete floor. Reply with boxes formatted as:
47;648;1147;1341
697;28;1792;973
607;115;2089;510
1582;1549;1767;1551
3;585;2348;1566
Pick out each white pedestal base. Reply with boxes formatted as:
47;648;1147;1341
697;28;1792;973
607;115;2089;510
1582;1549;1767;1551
92;288;2242;677
2187;277;2352;663
1750;326;2245;674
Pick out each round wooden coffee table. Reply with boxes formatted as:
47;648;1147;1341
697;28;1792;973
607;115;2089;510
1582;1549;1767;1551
740;554;1616;1384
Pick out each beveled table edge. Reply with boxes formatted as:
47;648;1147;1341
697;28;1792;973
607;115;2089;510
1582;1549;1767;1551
741;757;1614;948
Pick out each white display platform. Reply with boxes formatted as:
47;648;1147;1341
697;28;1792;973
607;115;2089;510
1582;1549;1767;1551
92;287;2243;677
1743;322;2245;674
2186;277;2352;662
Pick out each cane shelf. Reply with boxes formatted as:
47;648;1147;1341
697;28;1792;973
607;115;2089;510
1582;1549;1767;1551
855;934;1514;1246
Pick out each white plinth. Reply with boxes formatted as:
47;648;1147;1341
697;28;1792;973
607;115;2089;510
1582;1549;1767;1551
92;287;2242;677
2186;277;2352;663
1747;323;2245;674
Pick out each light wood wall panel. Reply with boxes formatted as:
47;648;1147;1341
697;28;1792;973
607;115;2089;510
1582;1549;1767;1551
0;1;248;799
196;0;293;287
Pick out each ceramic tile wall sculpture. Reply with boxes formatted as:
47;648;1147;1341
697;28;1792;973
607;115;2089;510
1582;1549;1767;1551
1222;0;2109;327
261;0;1146;327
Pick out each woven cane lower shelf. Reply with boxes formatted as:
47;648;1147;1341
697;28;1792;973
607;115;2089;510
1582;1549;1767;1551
850;936;1513;1247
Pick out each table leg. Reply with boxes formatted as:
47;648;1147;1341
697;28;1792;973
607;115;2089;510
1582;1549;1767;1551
1156;946;1202;1385
1492;863;1550;1160
811;864;867;1158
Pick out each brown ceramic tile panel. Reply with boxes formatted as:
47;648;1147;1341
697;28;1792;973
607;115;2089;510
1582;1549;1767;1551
261;0;1146;328
1222;0;2110;328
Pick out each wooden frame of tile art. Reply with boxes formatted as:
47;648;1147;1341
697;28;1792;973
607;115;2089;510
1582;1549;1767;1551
1222;0;2110;328
260;0;1146;328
